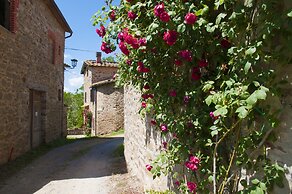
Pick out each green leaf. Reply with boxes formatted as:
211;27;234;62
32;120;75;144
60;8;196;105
177;23;186;33
255;89;267;100
245;47;256;55
244;0;253;7
251;179;260;185
216;13;227;25
287;11;292;17
214;106;228;116
211;130;218;137
236;106;249;118
244;62;252;74
259;182;267;191
246;93;258;105
205;95;213;106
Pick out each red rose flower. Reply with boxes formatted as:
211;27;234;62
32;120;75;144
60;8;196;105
150;119;157;125
96;25;106;37
179;50;192;62
141;101;147;108
163;30;178;46
119;41;130;56
109;10;116;21
174;59;183;66
101;42;112;54
191;67;201;80
160;11;170;22
198;59;208;68
187;182;197;193
128;11;137;20
143;84;150;90
185;13;197;25
169;90;177;97
146;164;153;171
126;59;132;65
138;38;147;46
154;3;165;17
220;38;231;48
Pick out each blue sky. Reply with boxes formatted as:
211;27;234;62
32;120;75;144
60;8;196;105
55;0;118;93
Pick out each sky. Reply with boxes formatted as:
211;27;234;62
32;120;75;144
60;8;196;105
55;0;118;93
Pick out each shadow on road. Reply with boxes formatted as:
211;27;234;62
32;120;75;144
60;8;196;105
0;136;127;194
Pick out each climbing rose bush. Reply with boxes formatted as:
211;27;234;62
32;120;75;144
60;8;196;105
93;0;292;193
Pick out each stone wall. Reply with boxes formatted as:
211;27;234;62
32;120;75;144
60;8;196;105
0;0;67;165
124;72;292;193
93;83;124;135
124;85;169;191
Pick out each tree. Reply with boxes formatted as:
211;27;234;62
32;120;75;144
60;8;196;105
64;86;84;129
102;56;115;62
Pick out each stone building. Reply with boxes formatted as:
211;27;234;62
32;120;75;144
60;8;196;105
81;52;124;136
0;0;72;165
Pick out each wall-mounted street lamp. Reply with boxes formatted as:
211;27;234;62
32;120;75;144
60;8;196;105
71;59;78;69
64;59;78;70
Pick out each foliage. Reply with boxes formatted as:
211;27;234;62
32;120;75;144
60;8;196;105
93;0;291;193
102;56;116;62
64;86;84;129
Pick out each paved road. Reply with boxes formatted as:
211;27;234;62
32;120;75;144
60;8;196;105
0;136;127;194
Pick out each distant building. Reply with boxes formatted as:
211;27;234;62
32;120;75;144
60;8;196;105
81;52;124;136
0;0;72;165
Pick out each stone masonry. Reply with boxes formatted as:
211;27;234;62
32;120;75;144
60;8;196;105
0;0;71;165
124;85;168;191
81;54;124;136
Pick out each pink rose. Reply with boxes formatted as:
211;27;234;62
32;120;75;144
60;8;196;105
179;50;192;62
101;42;112;54
175;181;180;186
185;13;197;25
189;155;200;164
184;96;190;104
187;182;197;193
137;62;150;73
160;124;168;132
128;11;137;20
146;164;153;171
185;161;198;171
198;59;208;68
96;25;106;37
119;41;130;56
163;30;178;46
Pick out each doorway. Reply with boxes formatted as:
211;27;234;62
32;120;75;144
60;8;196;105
29;90;46;148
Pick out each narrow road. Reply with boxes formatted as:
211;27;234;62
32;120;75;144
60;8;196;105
0;136;137;194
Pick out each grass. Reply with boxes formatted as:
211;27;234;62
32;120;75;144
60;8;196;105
0;137;78;183
107;129;125;137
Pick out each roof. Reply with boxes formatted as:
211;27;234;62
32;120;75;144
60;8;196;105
81;60;118;74
91;79;115;88
47;0;72;33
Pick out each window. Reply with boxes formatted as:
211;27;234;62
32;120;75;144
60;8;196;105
0;0;10;30
84;92;87;103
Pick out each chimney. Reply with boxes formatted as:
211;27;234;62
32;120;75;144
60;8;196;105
96;52;102;63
